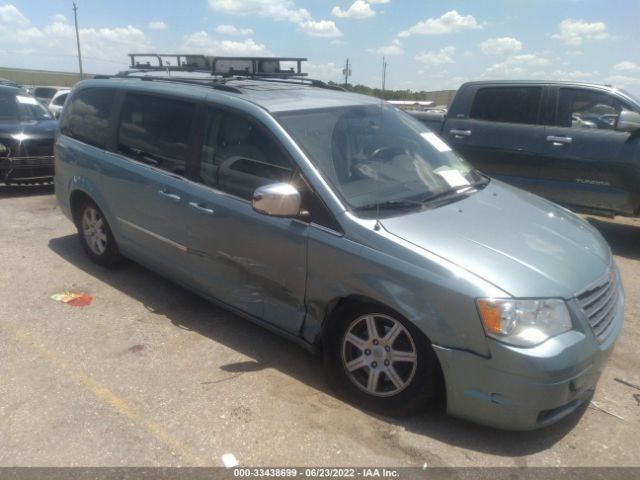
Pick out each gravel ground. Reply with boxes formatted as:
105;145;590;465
1;185;639;467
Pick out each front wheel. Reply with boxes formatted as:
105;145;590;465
324;303;441;416
76;199;122;267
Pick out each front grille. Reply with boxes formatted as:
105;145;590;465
576;268;619;342
0;138;54;158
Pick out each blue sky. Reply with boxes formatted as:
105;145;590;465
1;0;639;96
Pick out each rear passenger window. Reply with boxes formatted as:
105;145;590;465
118;94;195;175
198;108;294;200
470;87;542;125
60;88;115;149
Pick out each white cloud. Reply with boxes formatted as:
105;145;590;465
551;70;594;80
42;17;151;65
480;37;522;56
181;32;272;56
367;0;389;3
604;75;640;90
208;0;341;39
415;46;455;66
481;53;550;78
0;4;43;45
0;4;30;26
508;54;550;67
215;24;253;36
399;10;479;38
305;62;343;82
298;20;342;38
208;0;311;23
148;21;168;30
614;61;640;74
551;19;608;46
331;0;375;19
374;38;403;56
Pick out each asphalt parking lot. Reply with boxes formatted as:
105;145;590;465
1;185;639;467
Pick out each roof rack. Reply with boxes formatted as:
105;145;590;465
128;53;308;78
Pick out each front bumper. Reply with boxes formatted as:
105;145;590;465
0;156;54;182
433;287;624;430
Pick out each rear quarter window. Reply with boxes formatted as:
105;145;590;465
60;88;116;149
470;86;542;125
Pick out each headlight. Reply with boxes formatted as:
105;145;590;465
476;298;572;347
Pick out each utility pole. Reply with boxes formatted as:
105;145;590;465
73;2;83;80
342;58;351;88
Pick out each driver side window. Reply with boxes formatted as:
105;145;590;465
199;108;294;200
557;88;624;130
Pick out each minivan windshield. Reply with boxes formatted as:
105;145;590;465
276;104;486;215
0;92;53;122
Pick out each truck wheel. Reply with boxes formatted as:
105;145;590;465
324;303;441;416
76;199;121;267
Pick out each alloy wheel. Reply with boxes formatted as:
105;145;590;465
341;313;418;397
81;207;108;256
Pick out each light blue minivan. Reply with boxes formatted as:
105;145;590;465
54;55;623;430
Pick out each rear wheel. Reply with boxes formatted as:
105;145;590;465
76;199;121;267
324;303;441;416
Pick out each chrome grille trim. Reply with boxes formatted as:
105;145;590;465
576;267;618;343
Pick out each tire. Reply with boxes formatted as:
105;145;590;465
324;302;441;416
75;199;122;267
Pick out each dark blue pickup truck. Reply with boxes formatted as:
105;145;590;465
411;81;640;217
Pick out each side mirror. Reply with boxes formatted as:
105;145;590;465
617;110;640;132
252;183;301;217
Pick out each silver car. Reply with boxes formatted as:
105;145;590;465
54;58;623;430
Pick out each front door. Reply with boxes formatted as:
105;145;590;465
184;107;308;333
539;87;639;215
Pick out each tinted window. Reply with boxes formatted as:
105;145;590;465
470;87;542;124
199;108;293;200
118;94;195;175
557;88;624;129
60;88;114;148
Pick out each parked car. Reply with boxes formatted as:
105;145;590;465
409;81;640;218
48;89;71;118
29;86;68;105
0;85;56;184
55;57;623;430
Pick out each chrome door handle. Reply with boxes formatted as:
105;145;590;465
546;135;573;145
450;129;471;138
157;189;181;203
188;201;214;215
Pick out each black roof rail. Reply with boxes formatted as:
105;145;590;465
91;73;245;94
128;53;308;78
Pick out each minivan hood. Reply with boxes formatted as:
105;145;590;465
380;181;611;299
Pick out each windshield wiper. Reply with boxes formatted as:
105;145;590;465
353;199;424;211
421;179;488;205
